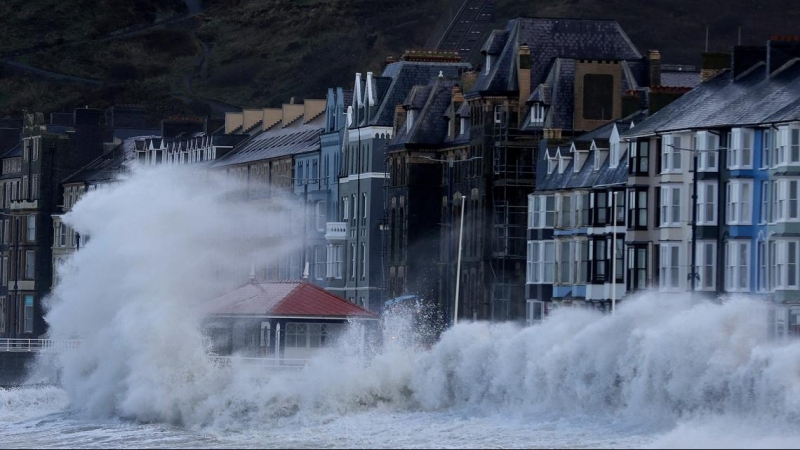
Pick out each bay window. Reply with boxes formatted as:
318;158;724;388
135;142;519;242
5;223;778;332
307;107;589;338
696;241;716;291
770;240;800;291
775;126;800;167
593;191;608;226
660;185;682;227
725;240;751;292
696;182;718;225
574;239;589;284
726;180;753;225
627;189;648;229
574;192;589;227
558;240;573;284
529;195;556;229
661;135;683;173
659;243;681;291
770;178;800;223
728;128;754;169
757;241;767;292
559;194;572;228
629;139;650;175
590;238;607;282
627;245;648;292
698;131;719;171
527;241;555;284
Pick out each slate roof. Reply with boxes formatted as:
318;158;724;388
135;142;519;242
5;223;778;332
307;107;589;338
365;61;471;127
473;17;643;94
62;136;146;185
201;280;377;319
661;70;702;88
113;128;161;141
389;78;458;148
213;115;324;167
1;142;21;158
624;60;800;138
481;30;509;56
536;111;646;193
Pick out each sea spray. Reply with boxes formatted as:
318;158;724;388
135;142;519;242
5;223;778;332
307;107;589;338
40;165;300;424
35;165;800;433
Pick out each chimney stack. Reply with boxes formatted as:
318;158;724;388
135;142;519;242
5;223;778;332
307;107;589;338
517;44;532;119
647;50;661;87
701;52;731;82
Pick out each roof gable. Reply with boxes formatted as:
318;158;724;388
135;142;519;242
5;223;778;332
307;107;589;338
202;281;376;318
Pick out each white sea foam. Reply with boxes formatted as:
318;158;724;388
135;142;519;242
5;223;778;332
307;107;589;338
0;386;68;422
25;165;800;448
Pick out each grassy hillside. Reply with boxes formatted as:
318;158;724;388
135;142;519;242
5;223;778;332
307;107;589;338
0;0;797;118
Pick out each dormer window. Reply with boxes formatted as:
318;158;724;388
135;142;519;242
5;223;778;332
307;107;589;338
609;142;620;169
594;150;601;171
547;155;557;174
448;119;454;137
460;118;466;135
485;55;492;74
558;157;570;174
406;110;415;132
530;103;545;125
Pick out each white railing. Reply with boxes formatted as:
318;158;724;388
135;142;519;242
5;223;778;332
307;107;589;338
208;355;309;373
0;338;82;353
324;222;348;240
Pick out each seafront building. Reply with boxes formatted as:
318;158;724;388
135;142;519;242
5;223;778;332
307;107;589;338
527;37;800;337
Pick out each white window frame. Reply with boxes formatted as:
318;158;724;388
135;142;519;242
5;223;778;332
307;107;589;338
760;181;769;224
527;241;555;284
315;201;326;231
696;241;716;291
529;195;555;229
771;178;800;223
775;125;800;168
530;103;545;125
314;246;325;281
660;185;682;227
350;243;356;280
697;131;719;172
659;243;682;291
559;194;572;229
725;240;751;292
770;239;800;291
726;180;753;225
557;240;573;284
525;300;544;326
696;181;718;225
757;240;768;293
728;128;754;170
661;135;683;173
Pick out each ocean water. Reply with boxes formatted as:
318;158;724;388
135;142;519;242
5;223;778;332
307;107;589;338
3;167;798;449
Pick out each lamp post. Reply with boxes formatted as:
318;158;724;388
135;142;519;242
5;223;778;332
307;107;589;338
418;155;482;326
611;191;618;313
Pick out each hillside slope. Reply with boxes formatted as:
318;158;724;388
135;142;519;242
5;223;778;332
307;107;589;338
0;0;797;118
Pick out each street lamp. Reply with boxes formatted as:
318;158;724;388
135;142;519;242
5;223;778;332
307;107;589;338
417;155;482;326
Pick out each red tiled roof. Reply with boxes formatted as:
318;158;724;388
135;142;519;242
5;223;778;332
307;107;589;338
201;280;377;319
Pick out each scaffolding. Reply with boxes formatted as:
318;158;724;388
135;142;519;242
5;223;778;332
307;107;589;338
489;104;538;321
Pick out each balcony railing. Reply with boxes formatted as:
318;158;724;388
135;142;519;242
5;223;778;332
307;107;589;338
208;356;308;373
0;338;81;352
324;222;348;241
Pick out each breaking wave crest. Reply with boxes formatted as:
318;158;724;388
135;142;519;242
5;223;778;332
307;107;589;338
35;166;800;432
